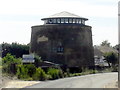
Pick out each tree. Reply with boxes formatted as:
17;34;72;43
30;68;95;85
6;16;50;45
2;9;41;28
100;40;111;47
104;52;118;68
2;42;29;58
113;44;119;51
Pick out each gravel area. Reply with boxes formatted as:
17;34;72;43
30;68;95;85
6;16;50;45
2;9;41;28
4;80;40;88
0;75;13;89
1;76;40;88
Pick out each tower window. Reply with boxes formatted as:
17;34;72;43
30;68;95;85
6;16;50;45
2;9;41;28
76;19;79;23
53;19;56;23
69;19;72;23
79;19;82;24
73;19;76;23
61;18;64;23
57;19;60;23
57;46;64;53
65;19;68;23
49;19;53;23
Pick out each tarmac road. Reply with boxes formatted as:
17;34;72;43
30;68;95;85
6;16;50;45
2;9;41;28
25;72;118;88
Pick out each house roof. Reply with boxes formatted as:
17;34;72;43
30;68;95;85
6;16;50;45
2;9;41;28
41;11;88;20
97;46;118;53
94;47;103;56
94;46;118;54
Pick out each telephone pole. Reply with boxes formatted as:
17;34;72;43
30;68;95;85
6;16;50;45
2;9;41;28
118;1;120;88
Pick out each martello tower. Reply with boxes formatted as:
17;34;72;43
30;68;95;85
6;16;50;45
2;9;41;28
30;11;94;68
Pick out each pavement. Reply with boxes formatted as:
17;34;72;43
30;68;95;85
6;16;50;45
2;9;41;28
104;81;118;88
26;72;118;88
2;72;118;88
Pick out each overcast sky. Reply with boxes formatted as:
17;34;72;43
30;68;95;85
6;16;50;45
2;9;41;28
0;0;119;46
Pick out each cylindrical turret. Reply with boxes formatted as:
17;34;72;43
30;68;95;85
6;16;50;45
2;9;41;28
30;11;94;68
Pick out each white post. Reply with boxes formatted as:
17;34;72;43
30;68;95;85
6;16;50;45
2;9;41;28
0;45;2;89
118;1;120;88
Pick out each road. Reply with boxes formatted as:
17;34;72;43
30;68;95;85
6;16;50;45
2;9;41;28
26;72;118;88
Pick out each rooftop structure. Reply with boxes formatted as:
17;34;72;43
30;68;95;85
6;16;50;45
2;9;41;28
41;11;88;25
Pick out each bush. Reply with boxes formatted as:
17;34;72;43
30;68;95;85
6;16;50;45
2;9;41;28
34;54;42;67
47;68;63;80
2;53;22;74
63;72;68;77
46;74;52;80
63;69;70;77
16;65;30;80
32;67;47;81
92;70;98;74
24;64;36;77
69;73;81;77
58;69;64;78
16;64;36;80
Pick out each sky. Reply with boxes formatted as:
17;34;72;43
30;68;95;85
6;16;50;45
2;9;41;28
0;0;119;46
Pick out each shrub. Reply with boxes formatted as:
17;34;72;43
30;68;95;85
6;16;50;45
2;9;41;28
58;69;64;78
47;68;63;80
24;64;36;77
32;67;47;81
16;65;30;79
68;73;81;77
46;74;52;80
16;64;36;80
80;67;99;75
92;70;98;74
63;72;68;77
2;53;22;74
34;54;42;67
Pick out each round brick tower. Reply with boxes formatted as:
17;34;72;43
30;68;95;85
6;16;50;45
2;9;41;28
30;11;94;68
